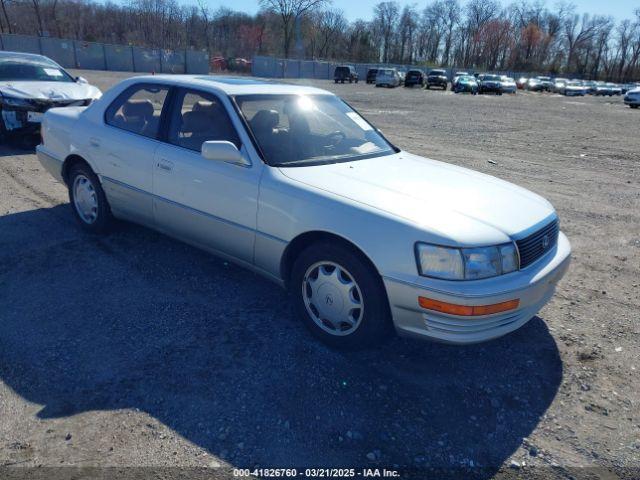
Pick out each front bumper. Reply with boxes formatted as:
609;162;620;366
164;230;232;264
427;79;447;88
481;84;502;93
1;108;43;135
383;232;571;344
455;84;477;93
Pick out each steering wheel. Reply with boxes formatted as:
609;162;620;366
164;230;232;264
323;130;346;148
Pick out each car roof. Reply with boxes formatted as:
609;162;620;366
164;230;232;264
120;74;333;96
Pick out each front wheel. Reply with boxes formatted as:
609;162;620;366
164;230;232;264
68;163;113;233
291;243;392;349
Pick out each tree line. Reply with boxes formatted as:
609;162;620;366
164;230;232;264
0;0;638;81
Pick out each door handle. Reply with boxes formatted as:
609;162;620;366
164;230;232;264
89;137;100;148
156;159;173;172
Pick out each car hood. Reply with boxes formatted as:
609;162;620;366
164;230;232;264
0;81;101;101
279;152;556;246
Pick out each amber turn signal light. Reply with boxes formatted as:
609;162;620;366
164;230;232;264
418;297;520;316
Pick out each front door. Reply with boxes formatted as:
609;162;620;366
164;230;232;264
152;88;261;264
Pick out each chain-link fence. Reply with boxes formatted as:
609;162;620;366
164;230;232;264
0;34;210;74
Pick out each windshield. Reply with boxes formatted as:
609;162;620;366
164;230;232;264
0;60;74;82
482;75;501;81
235;94;396;167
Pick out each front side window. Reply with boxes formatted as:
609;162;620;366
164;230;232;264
105;84;169;138
167;89;240;152
235;94;395;167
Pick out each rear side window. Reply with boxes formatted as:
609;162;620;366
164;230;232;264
105;84;169;139
167;89;240;152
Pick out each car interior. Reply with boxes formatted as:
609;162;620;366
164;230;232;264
242;97;388;165
168;97;239;151
111;99;160;138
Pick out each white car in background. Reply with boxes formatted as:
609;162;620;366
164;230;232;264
624;87;640;108
0;51;101;141
36;75;571;348
375;68;401;88
552;78;569;94
500;76;517;94
563;81;587;97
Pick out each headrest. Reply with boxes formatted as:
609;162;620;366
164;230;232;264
122;99;154;119
193;101;215;113
181;110;211;134
250;109;279;131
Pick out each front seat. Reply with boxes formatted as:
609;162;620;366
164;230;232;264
178;110;214;151
117;99;154;135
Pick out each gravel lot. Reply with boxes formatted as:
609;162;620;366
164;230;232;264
0;70;638;479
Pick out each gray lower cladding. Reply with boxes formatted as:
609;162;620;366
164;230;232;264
101;176;288;285
36;149;65;183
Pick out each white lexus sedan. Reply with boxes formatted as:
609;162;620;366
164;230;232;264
0;51;101;141
36;76;571;349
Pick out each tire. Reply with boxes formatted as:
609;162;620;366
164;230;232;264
68;162;113;233
290;242;392;349
426;85;430;90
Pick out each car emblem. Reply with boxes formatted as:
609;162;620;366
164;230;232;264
325;294;334;306
542;235;550;249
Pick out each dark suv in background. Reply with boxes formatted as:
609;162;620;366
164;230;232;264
404;69;424;87
366;68;378;84
426;69;448;90
334;66;359;84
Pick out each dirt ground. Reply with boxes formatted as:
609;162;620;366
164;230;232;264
0;70;638;480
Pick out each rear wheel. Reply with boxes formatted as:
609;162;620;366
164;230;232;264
291;242;392;349
68;163;113;233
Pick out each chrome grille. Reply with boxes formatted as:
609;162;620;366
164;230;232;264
516;219;559;268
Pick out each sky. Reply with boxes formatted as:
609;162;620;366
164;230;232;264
199;0;637;22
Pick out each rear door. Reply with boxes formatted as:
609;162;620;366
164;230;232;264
152;88;262;264
94;83;171;226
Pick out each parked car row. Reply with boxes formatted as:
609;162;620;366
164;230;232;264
356;66;519;95
517;75;639;100
335;65;639;107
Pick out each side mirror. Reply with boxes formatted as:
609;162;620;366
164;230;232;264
76;76;88;84
201;141;250;166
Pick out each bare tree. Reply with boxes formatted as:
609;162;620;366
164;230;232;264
259;0;328;58
373;1;399;63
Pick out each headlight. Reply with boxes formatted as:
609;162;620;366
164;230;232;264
0;95;32;108
416;242;519;280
